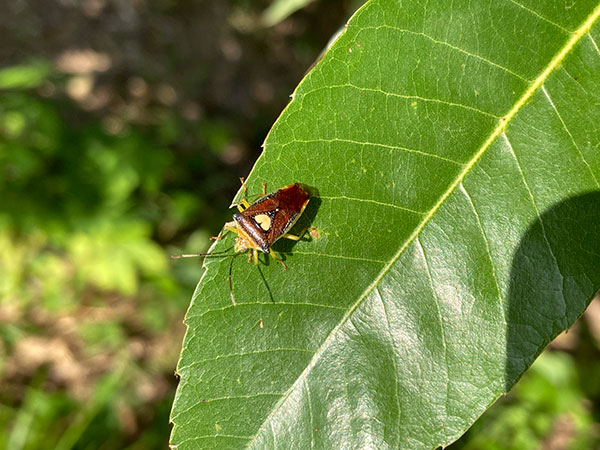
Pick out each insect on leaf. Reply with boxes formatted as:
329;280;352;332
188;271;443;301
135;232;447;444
171;0;600;448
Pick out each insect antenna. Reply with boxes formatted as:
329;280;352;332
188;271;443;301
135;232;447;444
171;247;234;259
172;247;240;307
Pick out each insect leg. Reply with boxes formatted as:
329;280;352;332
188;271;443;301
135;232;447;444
253;248;259;265
223;222;238;234
282;233;301;241
236;199;251;212
235;178;252;212
212;222;239;240
228;256;237;306
269;248;288;270
282;226;317;241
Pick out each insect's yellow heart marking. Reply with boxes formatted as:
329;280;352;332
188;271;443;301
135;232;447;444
254;214;271;231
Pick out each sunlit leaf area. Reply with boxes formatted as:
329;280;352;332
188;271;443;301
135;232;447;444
1;1;600;449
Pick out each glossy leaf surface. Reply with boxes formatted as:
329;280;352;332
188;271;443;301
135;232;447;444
171;0;600;448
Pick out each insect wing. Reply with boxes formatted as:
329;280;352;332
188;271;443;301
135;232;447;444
235;183;310;251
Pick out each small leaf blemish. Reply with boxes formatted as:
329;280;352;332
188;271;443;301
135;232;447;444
309;227;320;239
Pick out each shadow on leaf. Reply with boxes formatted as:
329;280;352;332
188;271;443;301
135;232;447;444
505;190;600;390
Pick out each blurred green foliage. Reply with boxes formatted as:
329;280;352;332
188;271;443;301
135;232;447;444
1;2;599;448
262;0;317;26
0;62;207;449
0;61;51;90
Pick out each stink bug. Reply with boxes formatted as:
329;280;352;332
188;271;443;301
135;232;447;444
173;180;312;305
226;181;311;266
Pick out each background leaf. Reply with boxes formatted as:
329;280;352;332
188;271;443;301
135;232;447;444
261;0;316;27
171;0;600;448
0;61;50;90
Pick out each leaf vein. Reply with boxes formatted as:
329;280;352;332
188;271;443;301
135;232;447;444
177;434;252;446
504;0;573;33
270;422;277;448
503;133;566;310
290;137;465;166
292;251;387;264
542;86;600;187
541;85;600;187
588;32;600;55
362;25;531;82
301;83;500;118
375;286;402;447
417;237;449;422
459;183;506;319
317;194;426;215
186;302;347;321
303;378;315;450
178;347;316;373
173;393;283;422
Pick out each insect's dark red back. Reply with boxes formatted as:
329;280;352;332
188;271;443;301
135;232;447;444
243;183;309;215
234;183;310;252
271;183;311;212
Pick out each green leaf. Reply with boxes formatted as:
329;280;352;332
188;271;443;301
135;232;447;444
261;0;316;27
0;61;51;90
171;1;600;448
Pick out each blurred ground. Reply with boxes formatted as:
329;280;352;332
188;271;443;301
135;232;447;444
0;1;598;449
0;1;353;448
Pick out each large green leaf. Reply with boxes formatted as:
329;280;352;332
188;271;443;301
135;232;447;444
170;0;600;448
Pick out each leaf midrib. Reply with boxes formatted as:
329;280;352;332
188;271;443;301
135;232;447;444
244;4;600;447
